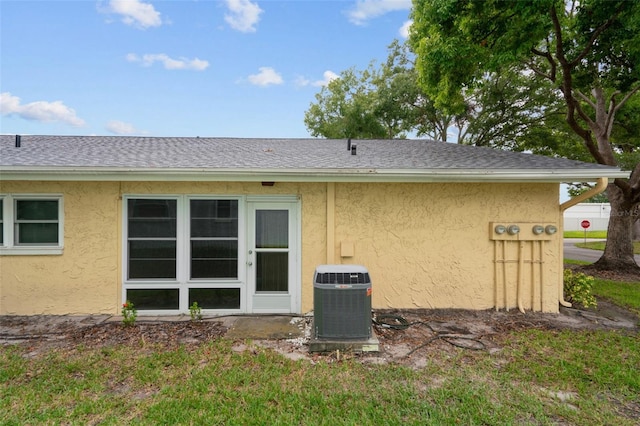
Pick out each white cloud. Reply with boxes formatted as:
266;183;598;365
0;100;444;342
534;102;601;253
224;0;263;33
399;19;412;39
127;53;209;71
313;70;339;87
294;76;311;88
293;71;339;88
105;120;145;135
100;0;163;29
347;0;411;25
248;67;283;87
0;92;85;127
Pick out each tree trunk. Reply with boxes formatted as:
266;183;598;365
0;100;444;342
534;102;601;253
593;183;640;272
633;218;640;241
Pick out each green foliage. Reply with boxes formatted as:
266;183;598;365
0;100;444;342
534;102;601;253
189;302;202;321
564;269;597;308
411;0;640;268
304;40;457;141
121;300;137;327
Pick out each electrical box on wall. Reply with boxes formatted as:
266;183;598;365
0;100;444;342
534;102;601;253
340;241;355;258
489;222;558;241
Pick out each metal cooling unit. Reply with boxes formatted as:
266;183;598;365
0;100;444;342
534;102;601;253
313;264;372;340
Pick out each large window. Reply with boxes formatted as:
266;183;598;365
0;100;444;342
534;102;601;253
0;195;63;255
190;199;238;279
124;196;242;312
127;199;177;279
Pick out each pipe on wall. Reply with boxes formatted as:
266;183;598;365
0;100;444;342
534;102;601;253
326;182;336;264
558;177;609;307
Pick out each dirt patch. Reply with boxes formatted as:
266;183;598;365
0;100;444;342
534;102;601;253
2;299;637;367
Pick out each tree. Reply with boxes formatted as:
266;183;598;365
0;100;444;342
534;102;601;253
304;41;455;141
410;0;640;273
304;68;388;139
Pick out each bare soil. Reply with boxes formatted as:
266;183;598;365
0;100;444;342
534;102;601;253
2;297;637;366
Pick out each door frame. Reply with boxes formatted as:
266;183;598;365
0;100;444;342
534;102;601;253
246;195;301;314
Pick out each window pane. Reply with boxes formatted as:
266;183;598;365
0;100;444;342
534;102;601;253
189;288;240;309
0;201;3;245
128;199;176;238
129;240;176;258
256;252;288;292
191;239;238;278
126;289;179;310
192;259;238;279
191;240;237;259
191;200;238;238
256;210;288;248
16;200;58;220
17;223;58;244
128;240;176;279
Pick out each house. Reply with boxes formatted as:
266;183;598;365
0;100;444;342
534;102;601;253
0;135;629;315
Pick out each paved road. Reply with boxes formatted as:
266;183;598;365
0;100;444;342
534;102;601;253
564;238;640;263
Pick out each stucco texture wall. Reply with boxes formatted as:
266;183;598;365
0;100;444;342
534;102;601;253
0;181;121;314
327;182;561;313
1;180;560;315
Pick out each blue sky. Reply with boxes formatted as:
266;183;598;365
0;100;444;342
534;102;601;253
1;0;413;138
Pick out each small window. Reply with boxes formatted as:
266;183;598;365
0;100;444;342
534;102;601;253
15;199;59;245
0;195;63;255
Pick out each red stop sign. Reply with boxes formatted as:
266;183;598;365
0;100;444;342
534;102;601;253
581;220;591;229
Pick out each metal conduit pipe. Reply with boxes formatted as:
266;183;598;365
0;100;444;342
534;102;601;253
517;241;526;314
558;177;609;307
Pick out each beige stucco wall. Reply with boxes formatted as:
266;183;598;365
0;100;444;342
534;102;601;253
0;181;121;314
327;182;561;313
1;180;561;315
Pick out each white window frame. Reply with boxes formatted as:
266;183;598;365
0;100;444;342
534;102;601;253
0;194;64;255
122;194;246;315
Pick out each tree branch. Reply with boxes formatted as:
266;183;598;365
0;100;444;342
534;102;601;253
613;85;640;115
550;5;605;164
574;89;596;109
568;2;626;68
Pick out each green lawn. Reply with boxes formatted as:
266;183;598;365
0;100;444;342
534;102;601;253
3;274;640;426
2;331;639;425
2;276;639;425
564;230;608;239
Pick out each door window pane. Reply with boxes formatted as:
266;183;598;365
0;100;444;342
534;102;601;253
126;289;179;310
189;288;240;309
256;210;288;248
256;252;288;292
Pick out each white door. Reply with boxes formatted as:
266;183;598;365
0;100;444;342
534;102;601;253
247;200;299;313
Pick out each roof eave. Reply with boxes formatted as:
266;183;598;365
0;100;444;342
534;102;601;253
0;167;630;183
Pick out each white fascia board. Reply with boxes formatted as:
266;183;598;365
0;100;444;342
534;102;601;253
0;166;630;183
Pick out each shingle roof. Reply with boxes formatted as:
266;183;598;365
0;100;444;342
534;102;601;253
0;135;628;182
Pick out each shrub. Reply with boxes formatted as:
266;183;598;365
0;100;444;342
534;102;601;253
189;302;203;321
564;269;597;309
121;300;138;327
